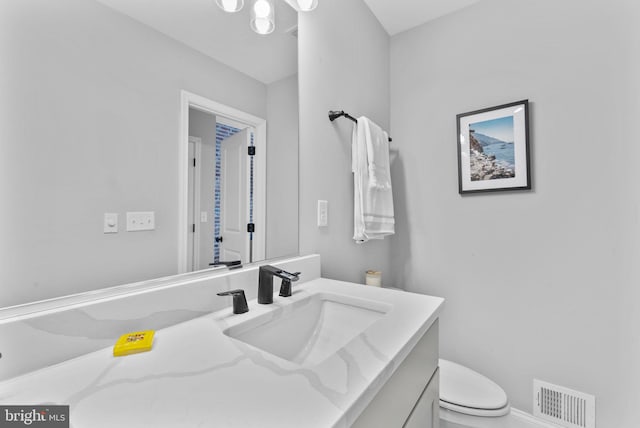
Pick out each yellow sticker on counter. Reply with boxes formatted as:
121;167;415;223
113;330;155;357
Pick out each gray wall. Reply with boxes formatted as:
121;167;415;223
266;74;299;259
188;108;217;269
298;0;392;284
0;0;267;307
390;0;640;426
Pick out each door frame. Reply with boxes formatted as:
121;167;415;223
179;90;266;273
187;136;202;271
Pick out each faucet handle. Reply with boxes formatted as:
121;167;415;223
279;271;301;282
278;272;301;298
217;289;249;314
209;260;243;270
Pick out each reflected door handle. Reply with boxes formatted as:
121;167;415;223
215;236;223;243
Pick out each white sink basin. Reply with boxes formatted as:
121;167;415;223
223;292;391;366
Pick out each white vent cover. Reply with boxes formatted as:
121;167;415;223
533;379;595;428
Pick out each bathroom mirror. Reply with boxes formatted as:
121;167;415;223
0;0;299;308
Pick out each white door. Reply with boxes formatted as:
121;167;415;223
220;129;250;263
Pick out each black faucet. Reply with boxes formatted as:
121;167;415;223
258;265;301;304
209;260;243;270
217;289;249;314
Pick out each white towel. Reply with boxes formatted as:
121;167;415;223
352;116;395;243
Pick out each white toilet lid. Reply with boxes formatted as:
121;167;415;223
439;359;509;413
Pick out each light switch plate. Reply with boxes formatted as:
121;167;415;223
317;200;328;227
126;211;155;232
104;213;118;234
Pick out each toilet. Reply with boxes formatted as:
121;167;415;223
380;286;510;427
439;359;510;428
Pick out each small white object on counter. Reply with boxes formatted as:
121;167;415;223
365;270;382;287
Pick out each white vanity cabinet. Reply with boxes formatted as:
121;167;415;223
353;319;440;428
404;369;440;428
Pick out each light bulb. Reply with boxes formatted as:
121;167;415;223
296;0;317;12
216;0;243;13
253;0;271;18
250;0;274;35
254;18;271;34
251;17;275;35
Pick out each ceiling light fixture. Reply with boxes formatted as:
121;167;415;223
215;0;318;35
295;0;317;12
215;0;244;13
250;0;275;35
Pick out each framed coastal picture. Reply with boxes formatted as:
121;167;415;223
456;100;531;194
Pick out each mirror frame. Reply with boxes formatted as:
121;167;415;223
178;91;267;272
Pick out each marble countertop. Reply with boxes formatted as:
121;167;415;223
0;278;443;428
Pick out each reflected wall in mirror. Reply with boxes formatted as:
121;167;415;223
0;0;299;308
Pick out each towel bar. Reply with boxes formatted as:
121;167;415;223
328;110;392;142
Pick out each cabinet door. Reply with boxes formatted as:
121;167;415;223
352;320;439;428
403;369;440;428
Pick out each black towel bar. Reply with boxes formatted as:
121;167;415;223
328;110;392;142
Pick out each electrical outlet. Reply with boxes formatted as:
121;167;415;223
317;200;328;227
126;211;155;232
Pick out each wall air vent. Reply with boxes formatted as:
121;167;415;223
533;379;595;428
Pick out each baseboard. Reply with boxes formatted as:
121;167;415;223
511;408;563;428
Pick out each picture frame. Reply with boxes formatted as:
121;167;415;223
456;100;531;194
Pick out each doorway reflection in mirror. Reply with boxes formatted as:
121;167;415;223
188;108;258;272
